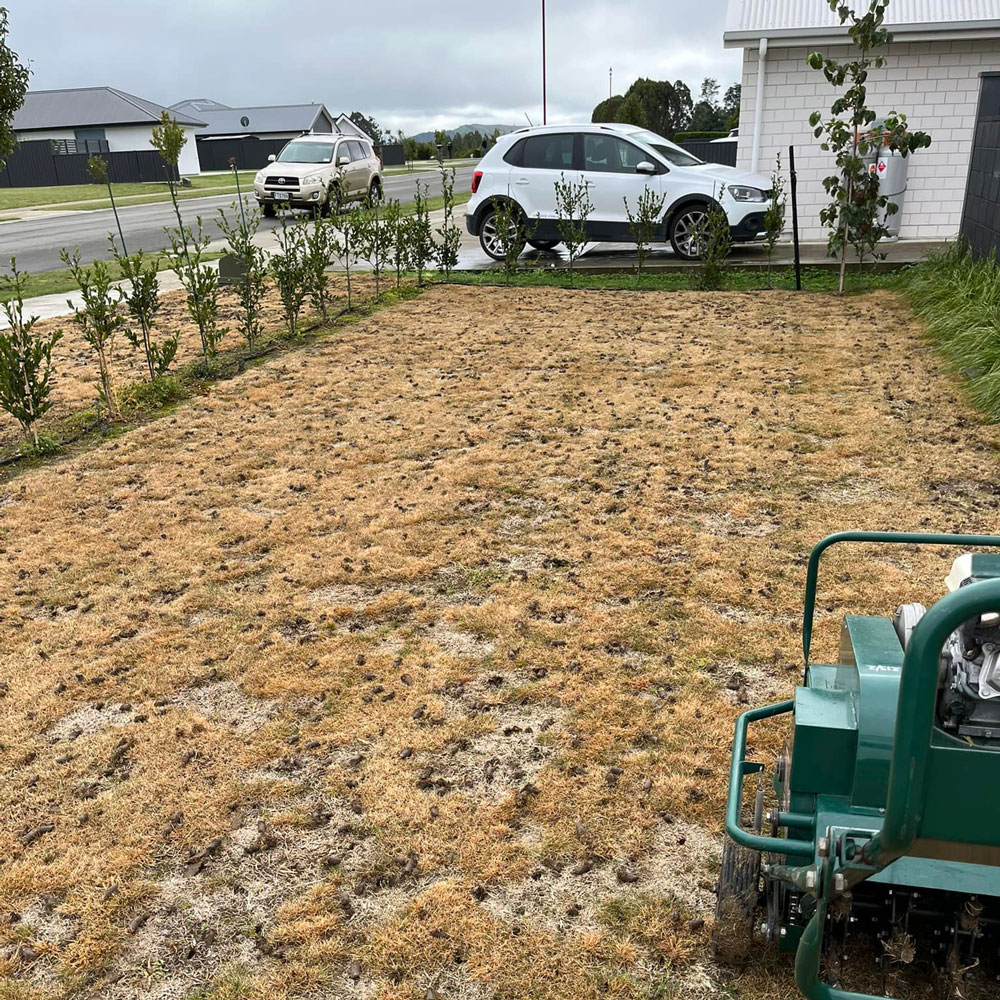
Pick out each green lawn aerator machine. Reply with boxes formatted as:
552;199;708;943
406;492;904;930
716;532;1000;999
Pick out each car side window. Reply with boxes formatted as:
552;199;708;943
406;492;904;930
521;133;574;170
348;140;366;161
583;134;647;173
335;143;350;163
503;139;525;167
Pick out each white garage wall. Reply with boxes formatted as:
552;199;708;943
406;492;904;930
737;38;1000;241
105;125;201;176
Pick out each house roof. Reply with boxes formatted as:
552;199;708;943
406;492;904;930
169;99;334;137
14;87;205;131
724;0;1000;46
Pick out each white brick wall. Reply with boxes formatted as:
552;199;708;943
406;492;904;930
737;38;1000;241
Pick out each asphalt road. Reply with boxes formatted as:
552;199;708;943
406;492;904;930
2;167;475;274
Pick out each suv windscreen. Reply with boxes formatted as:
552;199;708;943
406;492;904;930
627;130;704;167
277;141;335;164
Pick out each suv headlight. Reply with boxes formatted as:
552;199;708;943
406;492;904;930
728;184;767;202
254;171;265;184
302;174;322;186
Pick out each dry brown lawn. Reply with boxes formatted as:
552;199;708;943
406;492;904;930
0;284;996;1000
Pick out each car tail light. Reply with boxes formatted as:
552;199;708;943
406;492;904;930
472;170;483;194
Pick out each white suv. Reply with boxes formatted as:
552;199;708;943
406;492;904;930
253;133;383;217
465;123;773;260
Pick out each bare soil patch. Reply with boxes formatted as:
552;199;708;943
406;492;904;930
0;285;994;1000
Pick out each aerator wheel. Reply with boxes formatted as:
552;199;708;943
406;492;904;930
712;835;762;965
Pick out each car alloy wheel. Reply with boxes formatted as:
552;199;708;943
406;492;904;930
480;209;524;261
670;206;710;260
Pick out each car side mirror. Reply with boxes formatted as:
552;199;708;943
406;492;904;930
338;155;351;166
636;161;657;175
267;154;276;163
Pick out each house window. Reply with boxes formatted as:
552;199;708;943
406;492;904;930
74;128;106;142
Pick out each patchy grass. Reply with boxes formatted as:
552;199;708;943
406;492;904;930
0;284;994;1000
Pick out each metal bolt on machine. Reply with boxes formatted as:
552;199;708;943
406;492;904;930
715;531;1000;999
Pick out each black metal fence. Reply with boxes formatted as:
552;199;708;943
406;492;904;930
0;139;177;188
381;143;405;166
680;139;737;167
961;74;1000;257
195;136;288;172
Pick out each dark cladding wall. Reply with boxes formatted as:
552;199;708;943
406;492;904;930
0;140;177;187
961;74;1000;257
195;136;288;172
680;139;737;167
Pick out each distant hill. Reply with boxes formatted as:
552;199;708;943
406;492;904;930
408;123;519;144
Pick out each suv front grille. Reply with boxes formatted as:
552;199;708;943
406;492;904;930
264;175;300;188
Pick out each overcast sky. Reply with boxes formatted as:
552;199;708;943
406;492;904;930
9;1;741;134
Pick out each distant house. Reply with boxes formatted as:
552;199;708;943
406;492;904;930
14;87;204;175
169;98;341;170
167;100;381;169
724;0;1000;242
170;98;335;141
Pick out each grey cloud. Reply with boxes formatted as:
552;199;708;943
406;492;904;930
10;0;740;133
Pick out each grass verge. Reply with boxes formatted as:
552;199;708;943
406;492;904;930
0;173;258;211
0;252;226;303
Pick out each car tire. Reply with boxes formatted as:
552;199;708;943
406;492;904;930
368;179;383;206
527;239;559;251
669;203;710;260
320;184;336;218
262;202;276;218
479;206;525;262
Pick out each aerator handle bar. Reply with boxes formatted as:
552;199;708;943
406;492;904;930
794;577;1000;1000
801;530;1000;669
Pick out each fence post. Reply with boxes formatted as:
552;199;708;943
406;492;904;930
789;144;801;291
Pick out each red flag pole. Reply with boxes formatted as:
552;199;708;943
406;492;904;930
542;0;547;125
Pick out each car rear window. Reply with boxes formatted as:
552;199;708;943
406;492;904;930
520;133;574;170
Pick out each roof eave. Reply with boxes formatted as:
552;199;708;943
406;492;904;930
723;18;1000;48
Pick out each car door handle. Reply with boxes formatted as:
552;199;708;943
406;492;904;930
514;176;529;185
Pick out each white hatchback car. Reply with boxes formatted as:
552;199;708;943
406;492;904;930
465;123;773;260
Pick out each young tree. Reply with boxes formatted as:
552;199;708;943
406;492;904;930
762;153;787;288
357;199;392;300
111;239;177;380
808;0;931;292
88;154;128;255
330;200;360;311
384;199;407;290
434;166;461;281
624;187;667;287
60;248;126;420
217;199;267;347
692;204;733;291
0;7;29;166
164;215;224;357
0;259;61;448
152;113;225;355
554;173;593;286
299;212;337;321
270;212;309;338
408;180;435;286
